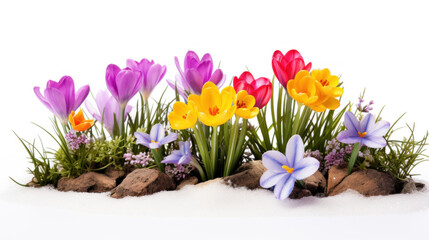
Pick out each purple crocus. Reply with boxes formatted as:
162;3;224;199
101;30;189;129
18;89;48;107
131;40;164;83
260;135;320;200
161;141;193;165
85;90;132;136
336;111;390;148
105;64;142;106
34;76;90;124
126;58;167;100
167;50;225;99
134;123;177;149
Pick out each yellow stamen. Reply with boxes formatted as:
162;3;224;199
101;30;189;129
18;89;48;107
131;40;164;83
151;140;159;144
282;165;294;174
358;131;367;138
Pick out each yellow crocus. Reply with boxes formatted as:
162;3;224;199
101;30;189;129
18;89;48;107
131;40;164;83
168;101;198;130
188;82;236;127
235;90;259;119
286;70;318;106
308;68;344;112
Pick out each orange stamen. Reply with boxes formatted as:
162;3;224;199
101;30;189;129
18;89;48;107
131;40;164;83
282;165;294;174
237;101;247;109
319;79;329;86
182;113;188;119
358;131;367;138
151;140;159;144
209;106;220;116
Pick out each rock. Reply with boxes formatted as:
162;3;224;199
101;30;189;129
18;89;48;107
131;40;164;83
111;168;175;199
289;186;312;199
328;169;396;197
401;179;426;193
224;161;266;190
57;172;116;193
177;176;199;190
326;166;348;195
303;171;326;194
105;166;125;180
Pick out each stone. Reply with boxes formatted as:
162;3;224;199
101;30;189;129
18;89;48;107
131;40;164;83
111;168;175;199
105;166;125;180
224;161;266;190
401;179;426;193
326;166;348;195
177;176;199;190
303;171;326;194
289;186;312;199
196;178;223;187
328;169;396;197
57;172;116;193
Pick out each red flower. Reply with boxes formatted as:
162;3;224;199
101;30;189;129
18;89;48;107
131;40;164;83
272;49;312;89
233;71;272;108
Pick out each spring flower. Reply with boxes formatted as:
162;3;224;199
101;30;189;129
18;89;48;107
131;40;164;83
336;111;390;148
235;90;259;119
188;82;236;127
34;76;90;124
167;51;225;99
233;71;272;108
162;141;193;165
307;69;343;112
126;58;167;100
272;49;312;89
356;96;374;113
124;151;153;167
134;123;178;149
165;164;193;181
168;101;198;130
68;109;94;132
65;131;91;151
260;135;320;200
105;64;142;106
85;90;132;135
286;70;318;106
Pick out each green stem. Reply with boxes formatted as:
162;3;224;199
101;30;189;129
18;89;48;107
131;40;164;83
234;118;248;161
292;103;303;135
348;143;361;174
190;157;206;181
193;124;211;179
257;110;271;150
151;148;164;172
224;117;240;177
144;98;151;130
210;126;219;178
118;105;126;137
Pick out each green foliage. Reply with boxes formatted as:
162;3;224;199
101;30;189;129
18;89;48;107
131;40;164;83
372;125;428;180
12;133;61;186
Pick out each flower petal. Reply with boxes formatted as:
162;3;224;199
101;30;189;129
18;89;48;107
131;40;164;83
285;135;304;168
344;111;361;133
292;157;320;180
34;86;53;112
368;120;390;137
278;175;296;200
336;130;361;144
360;113;375;133
134;132;151;148
159;133;178;145
106;64;121;98
185;69;204;95
73;85;90;111
362;136;387;148
262;150;287;173
44;87;67;121
209;69;225;87
150;124;165;142
260;171;286;188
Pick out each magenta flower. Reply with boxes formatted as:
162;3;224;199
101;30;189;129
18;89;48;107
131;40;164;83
105;64;142;106
167;51;225;99
134;123;177;149
336;111;390;148
34;76;90;124
85;90;132;136
260;135;320;200
126;58;167;100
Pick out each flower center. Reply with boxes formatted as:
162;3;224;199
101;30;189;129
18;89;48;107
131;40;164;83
237;100;247;109
151;140;159;144
358;131;367;138
319;78;329;87
209;106;220;116
282;165;294;174
182;113;188;119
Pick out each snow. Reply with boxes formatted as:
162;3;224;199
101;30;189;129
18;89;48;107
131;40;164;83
1;179;429;240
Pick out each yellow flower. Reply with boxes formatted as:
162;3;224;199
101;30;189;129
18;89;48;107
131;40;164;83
287;70;318;105
307;68;344;112
235;90;259;119
168;101;198;130
69;109;94;132
188;82;236;127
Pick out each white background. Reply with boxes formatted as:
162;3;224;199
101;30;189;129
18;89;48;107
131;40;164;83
1;0;429;239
